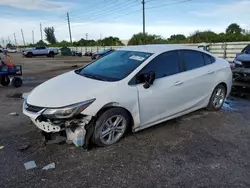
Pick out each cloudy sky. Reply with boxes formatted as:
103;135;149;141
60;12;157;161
0;0;249;45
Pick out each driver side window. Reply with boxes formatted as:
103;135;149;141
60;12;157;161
136;51;180;84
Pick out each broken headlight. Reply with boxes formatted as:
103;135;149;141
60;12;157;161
42;99;95;119
234;59;242;65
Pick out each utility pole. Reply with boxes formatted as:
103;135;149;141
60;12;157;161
142;0;145;35
40;23;43;41
14;33;17;46
1;37;4;47
67;12;73;44
85;33;88;53
21;29;26;46
32;30;35;44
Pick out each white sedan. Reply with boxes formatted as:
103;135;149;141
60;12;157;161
23;45;232;147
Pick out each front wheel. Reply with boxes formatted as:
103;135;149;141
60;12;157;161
48;52;55;57
27;52;33;58
207;84;226;111
1;75;10;86
92;108;130;147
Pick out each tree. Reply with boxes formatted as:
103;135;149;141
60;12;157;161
101;37;123;46
36;40;47;46
44;27;57;44
128;33;166;45
187;30;218;43
56;40;71;47
226;23;242;34
167;34;186;43
6;43;13;48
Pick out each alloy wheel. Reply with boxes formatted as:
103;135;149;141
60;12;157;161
100;115;126;145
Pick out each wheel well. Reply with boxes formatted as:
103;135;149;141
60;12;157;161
218;82;227;94
96;105;134;132
49;51;54;54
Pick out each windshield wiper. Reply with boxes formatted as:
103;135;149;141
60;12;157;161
82;73;107;81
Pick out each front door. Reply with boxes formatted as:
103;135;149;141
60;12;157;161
135;51;185;126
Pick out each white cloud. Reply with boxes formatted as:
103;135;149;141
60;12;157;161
191;0;250;18
0;0;73;11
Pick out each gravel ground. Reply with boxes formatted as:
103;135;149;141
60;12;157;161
0;53;250;188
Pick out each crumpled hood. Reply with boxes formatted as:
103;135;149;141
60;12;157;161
235;53;250;62
27;71;116;108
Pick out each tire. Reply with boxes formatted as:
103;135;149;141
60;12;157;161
92;108;130;147
206;84;226;111
26;52;33;58
48;52;54;57
11;77;23;88
1;75;10;86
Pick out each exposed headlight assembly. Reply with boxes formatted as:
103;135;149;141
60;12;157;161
42;99;95;119
234;59;242;65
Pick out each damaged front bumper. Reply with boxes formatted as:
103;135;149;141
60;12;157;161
233;68;250;82
23;101;93;148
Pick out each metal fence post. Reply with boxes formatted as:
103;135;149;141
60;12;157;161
223;42;227;59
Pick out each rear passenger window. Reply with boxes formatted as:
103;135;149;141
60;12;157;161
137;51;180;83
203;53;215;65
181;50;204;70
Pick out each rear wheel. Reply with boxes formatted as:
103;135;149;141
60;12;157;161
11;77;23;88
207;84;226;111
1;75;10;86
92;108;130;146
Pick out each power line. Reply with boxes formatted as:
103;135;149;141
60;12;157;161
69;2;140;28
70;0;139;22
67;0;190;29
55;9;141;30
146;0;191;10
70;0;119;16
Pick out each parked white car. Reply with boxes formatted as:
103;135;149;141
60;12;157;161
7;47;18;53
23;45;232;147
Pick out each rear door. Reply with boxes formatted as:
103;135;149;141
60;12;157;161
34;47;46;55
177;50;216;111
39;47;47;55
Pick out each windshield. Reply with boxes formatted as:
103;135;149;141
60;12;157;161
77;50;153;81
242;45;250;53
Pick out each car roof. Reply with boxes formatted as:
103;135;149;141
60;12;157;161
118;44;201;54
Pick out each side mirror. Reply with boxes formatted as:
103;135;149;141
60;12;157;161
143;71;156;89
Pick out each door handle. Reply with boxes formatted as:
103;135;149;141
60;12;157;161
174;81;183;86
207;70;214;74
